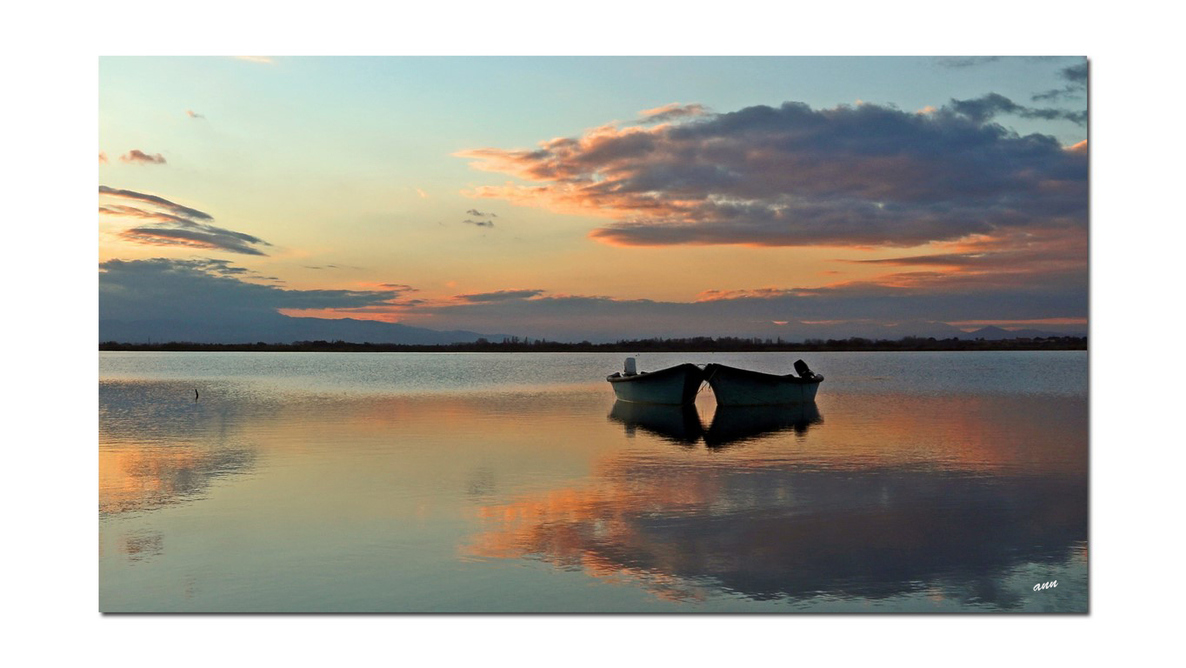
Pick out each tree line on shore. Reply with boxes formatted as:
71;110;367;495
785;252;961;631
100;334;1087;353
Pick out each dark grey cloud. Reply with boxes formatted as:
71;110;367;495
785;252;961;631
400;276;1086;343
462;219;494;227
1033;61;1088;102
100;258;401;323
461;98;1087;248
948;93;1086;125
120;149;167;165
120;223;272;256
466;209;497;218
100;186;271;255
455;289;545;303
100;186;214;221
1061;62;1087;85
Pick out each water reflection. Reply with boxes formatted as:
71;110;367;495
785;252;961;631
99;380;257;516
608;402;704;445
471;393;1087;610
704;403;822;448
467;463;1086;609
100;353;1087;612
607;400;823;448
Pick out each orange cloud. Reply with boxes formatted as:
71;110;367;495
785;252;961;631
458;100;1087;249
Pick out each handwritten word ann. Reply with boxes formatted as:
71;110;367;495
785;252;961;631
1033;580;1058;591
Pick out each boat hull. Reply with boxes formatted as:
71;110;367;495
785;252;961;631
703;363;823;406
606;363;705;405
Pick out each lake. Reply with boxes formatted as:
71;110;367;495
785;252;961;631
99;351;1088;613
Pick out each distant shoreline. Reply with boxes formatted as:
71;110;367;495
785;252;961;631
100;336;1087;353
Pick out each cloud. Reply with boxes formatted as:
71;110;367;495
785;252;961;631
119;149;167;165
1060;62;1087;85
118;223;272;256
1032;61;1088;102
99;151;108;164
186;110;205;119
465;209;497;218
100;258;402;323
387;277;1085;342
949;93;1086;125
100;186;213;221
100;186;271;255
415;188;428;199
936;56;1002;68
458;98;1087;248
454;289;545;303
303;264;364;271
234;56;274;64
638;103;707;124
462;219;494;227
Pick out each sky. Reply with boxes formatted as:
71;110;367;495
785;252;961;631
99;56;1088;341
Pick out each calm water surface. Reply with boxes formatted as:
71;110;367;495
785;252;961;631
99;351;1087;612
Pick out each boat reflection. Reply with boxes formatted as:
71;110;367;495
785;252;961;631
608;401;704;445
703;403;822;448
608;400;823;448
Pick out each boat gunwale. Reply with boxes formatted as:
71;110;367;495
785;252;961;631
703;362;824;385
606;362;705;384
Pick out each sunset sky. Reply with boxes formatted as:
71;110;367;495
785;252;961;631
99;56;1088;341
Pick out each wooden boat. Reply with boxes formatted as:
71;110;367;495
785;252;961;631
703;359;823;406
606;358;705;405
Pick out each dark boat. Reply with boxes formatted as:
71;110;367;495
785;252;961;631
703;359;823;406
606;358;705;405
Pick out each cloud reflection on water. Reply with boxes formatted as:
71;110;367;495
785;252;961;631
469;394;1086;610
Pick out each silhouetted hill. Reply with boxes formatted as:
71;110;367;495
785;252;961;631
965;325;1077;340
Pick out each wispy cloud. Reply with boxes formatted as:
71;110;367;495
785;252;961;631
186;109;205;119
118;225;271;256
303;264;364;271
458;98;1087;248
99;151;108;164
461;208;497;228
1032;61;1088;102
950;92;1086;125
936;56;1002;68
100;186;271;256
637;103;707;124
120;149;167;165
454;289;545;303
100;186;213;221
234;56;274;64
